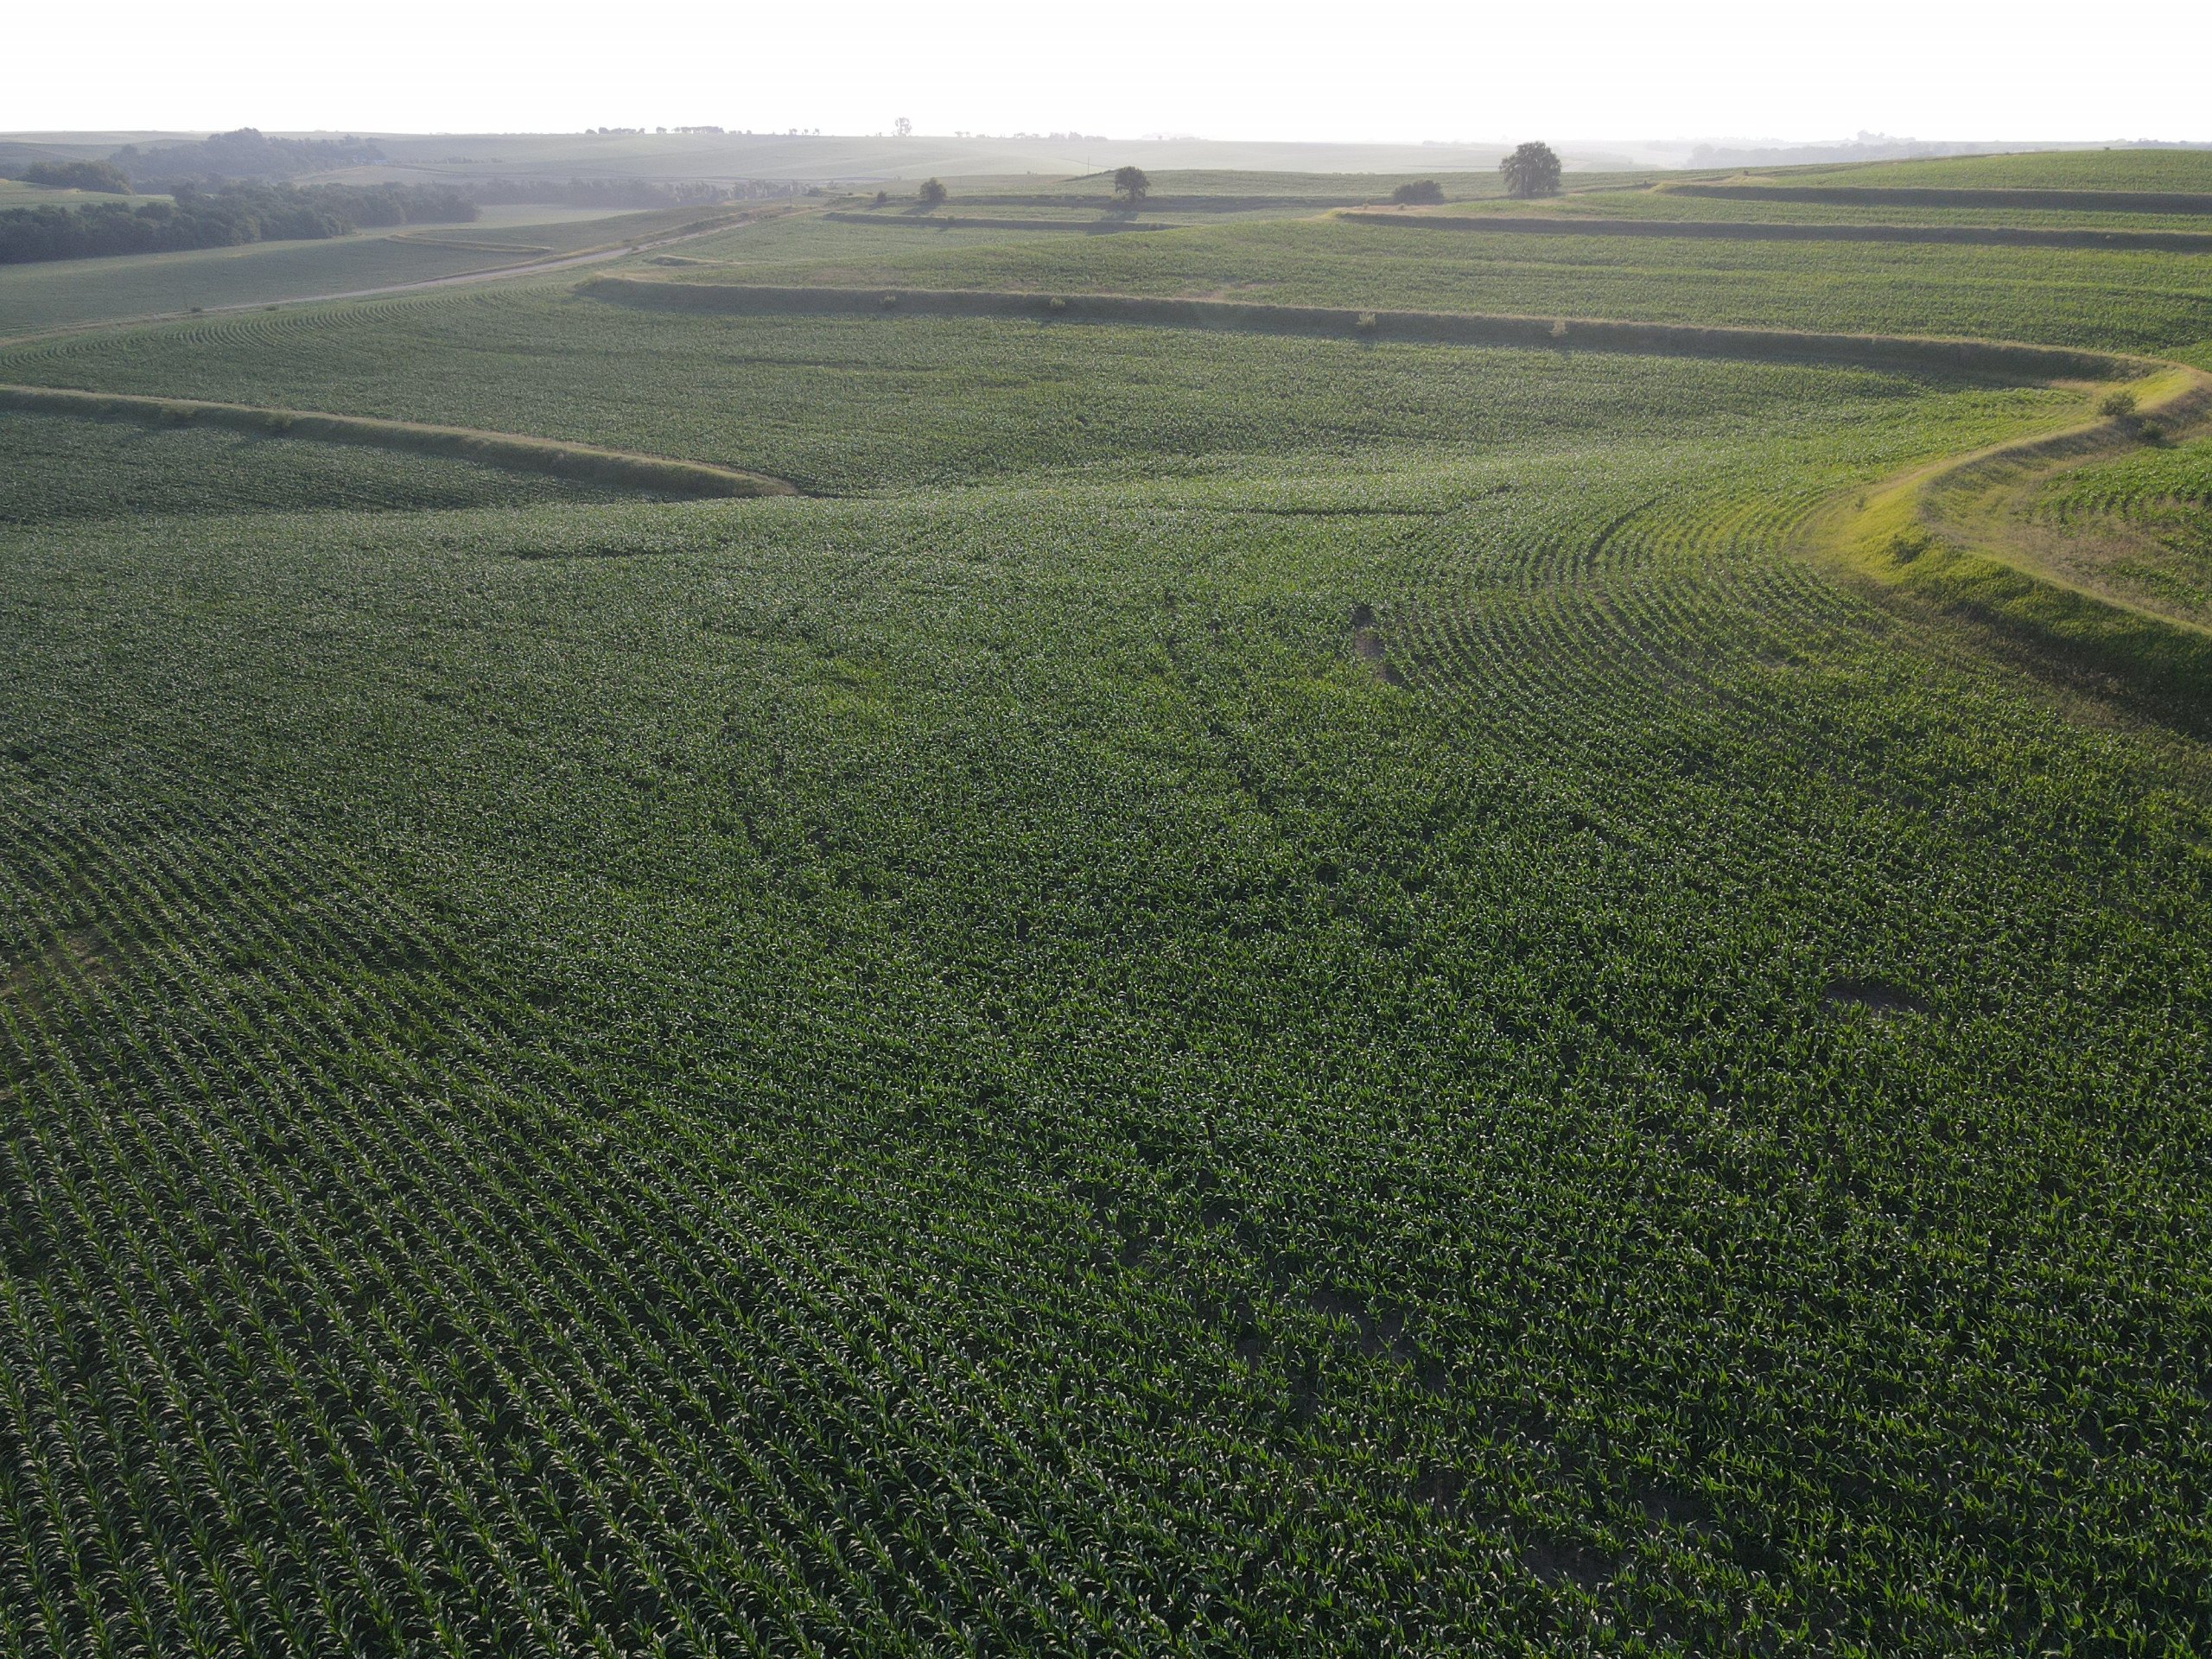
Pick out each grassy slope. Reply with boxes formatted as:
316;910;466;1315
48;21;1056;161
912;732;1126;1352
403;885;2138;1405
2027;432;2212;622
1777;149;2212;190
0;410;636;522
0;180;153;207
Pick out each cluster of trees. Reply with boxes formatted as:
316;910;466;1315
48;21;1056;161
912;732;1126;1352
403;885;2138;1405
1390;179;1446;205
113;128;387;188
9;159;133;194
0;181;474;266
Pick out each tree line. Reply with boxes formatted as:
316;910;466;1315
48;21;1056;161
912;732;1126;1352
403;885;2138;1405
112;128;388;188
0;181;475;266
11;159;133;194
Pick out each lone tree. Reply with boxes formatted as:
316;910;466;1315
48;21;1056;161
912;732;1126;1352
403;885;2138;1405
1498;142;1562;200
918;177;948;208
1389;178;1445;205
1112;165;1150;206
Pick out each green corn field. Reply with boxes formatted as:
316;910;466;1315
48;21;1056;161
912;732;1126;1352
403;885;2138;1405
3;150;2210;1656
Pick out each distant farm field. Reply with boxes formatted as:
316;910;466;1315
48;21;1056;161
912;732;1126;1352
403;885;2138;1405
0;204;747;336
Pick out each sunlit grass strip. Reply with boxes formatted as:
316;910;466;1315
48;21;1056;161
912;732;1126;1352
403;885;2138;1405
819;213;1175;235
582;278;2143;381
1665;183;2212;215
1814;366;2212;698
0;383;797;499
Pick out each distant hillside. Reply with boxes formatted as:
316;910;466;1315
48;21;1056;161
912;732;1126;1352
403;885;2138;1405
116;128;386;186
1769;148;2212;191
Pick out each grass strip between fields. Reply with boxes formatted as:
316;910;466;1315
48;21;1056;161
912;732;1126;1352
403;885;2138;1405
1335;211;2212;252
1664;182;2212;214
0;384;798;499
1811;367;2212;702
580;277;2145;382
821;213;1178;235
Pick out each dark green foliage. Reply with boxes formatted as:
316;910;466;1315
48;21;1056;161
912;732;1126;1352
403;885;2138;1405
1114;164;1152;205
112;125;385;186
1500;141;1563;200
0;181;476;266
6;159;130;194
918;177;949;209
1389;178;1445;205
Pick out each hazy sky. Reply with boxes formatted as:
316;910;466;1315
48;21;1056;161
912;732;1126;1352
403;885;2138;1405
13;0;2208;144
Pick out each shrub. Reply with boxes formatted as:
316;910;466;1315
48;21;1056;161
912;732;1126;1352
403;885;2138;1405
1390;180;1445;206
2139;422;2164;444
918;179;948;209
1355;313;1379;334
1047;296;1068;314
2097;388;2139;421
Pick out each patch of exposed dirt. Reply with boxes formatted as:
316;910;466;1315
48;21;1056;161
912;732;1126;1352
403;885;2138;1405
1822;977;1929;1017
